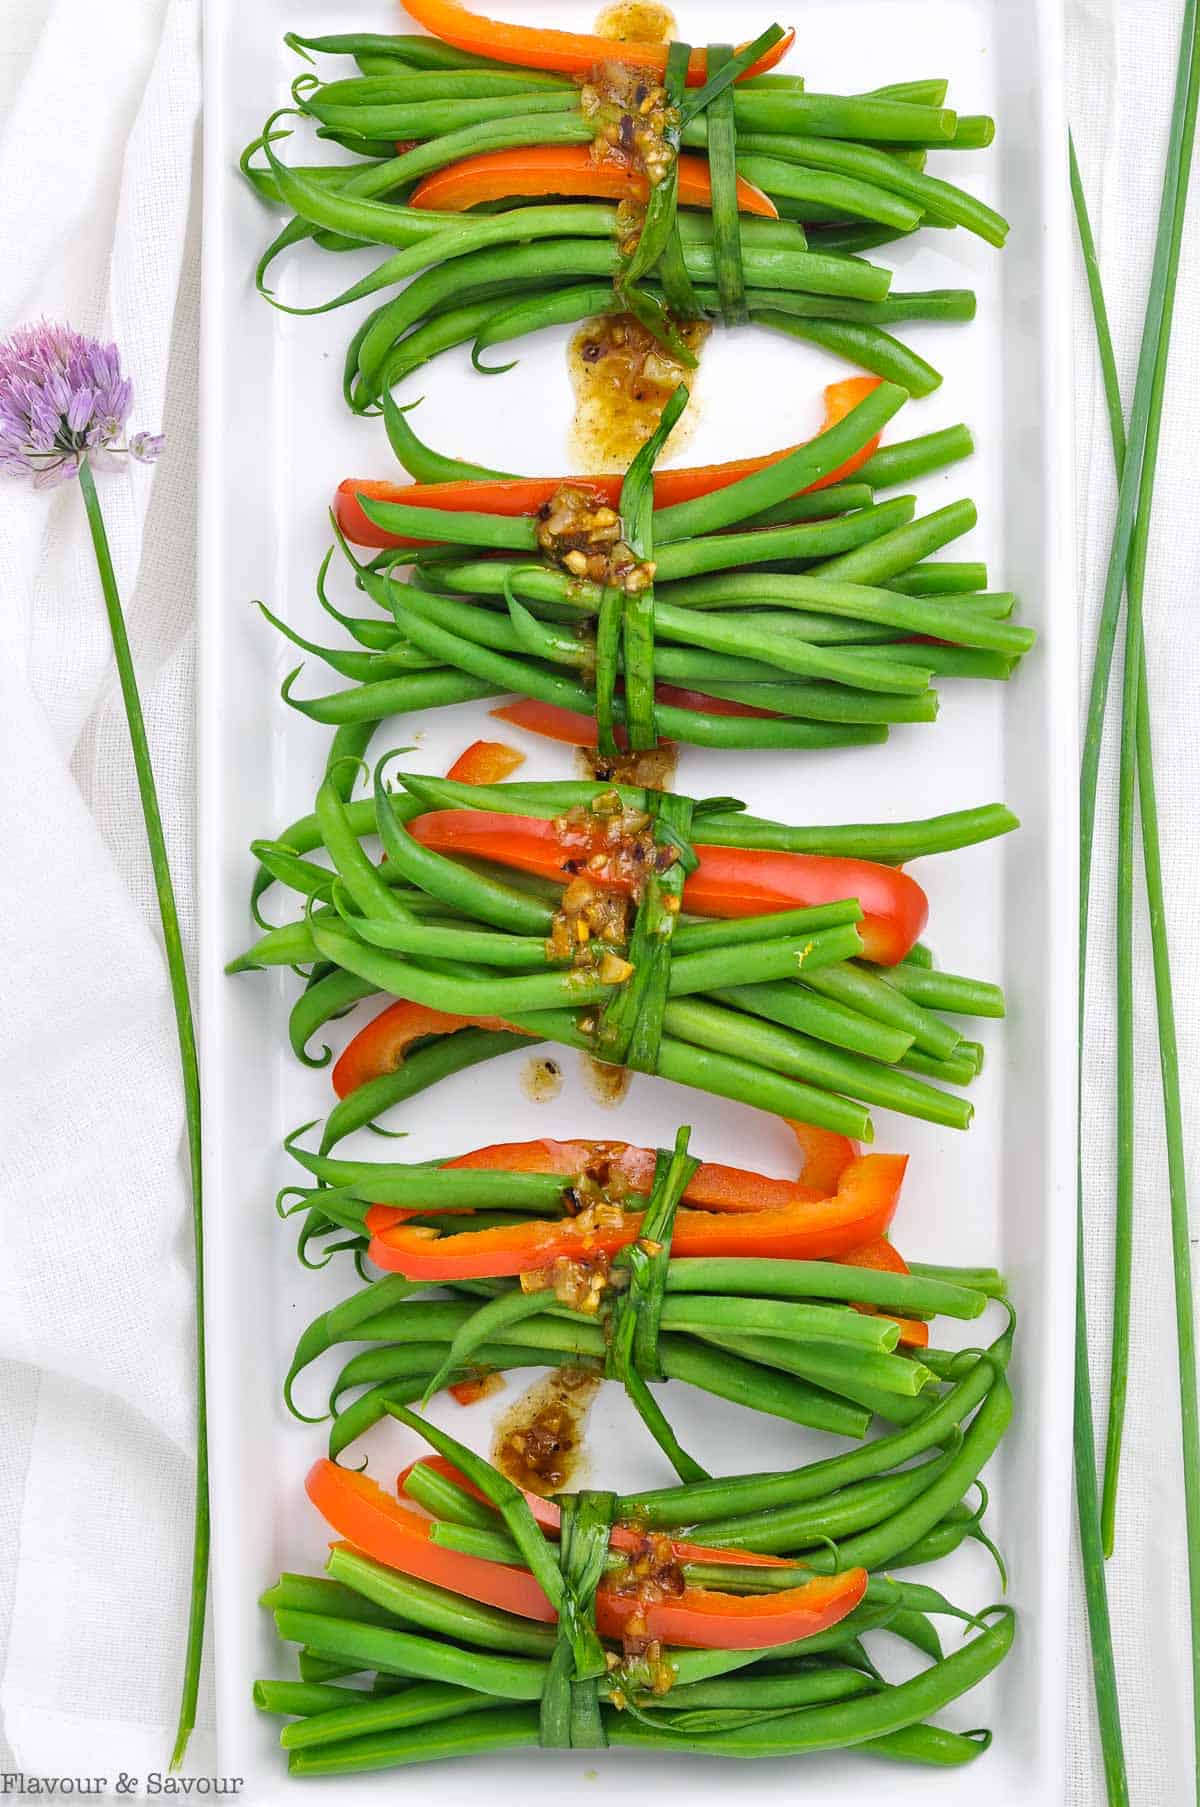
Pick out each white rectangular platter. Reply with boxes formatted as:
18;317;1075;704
198;1;1075;1799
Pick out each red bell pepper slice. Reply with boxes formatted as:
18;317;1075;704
331;999;532;1100
401;0;796;86
445;738;526;785
409;808;928;964
333;376;881;549
307;1458;866;1651
410;144;778;218
365;1153;907;1278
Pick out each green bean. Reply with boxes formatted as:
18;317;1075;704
897;1045;981;1086
889;560;987;594
663;997;973;1130
287;1704;540;1774
683;92;959;145
671;901;862;951
803;961;963;1059
253;1679;360;1718
656;570;1034;656
657;667;935;726
328;1546;557;1656
357;495;539;550
664;1260;986;1321
666;926;867;995
654;381;907;541
319;1029;535;1152
812;1377;1013;1573
345;914;552;968
390;591;886;750
655;501;920;580
287;1138;568;1213
305;90;580;140
651;596;931;694
660;1295;900;1352
697;800;1018;860
740;155;923;231
308;70;574;104
261;1573;398;1627
372;760;552;935
708;979;912;1062
813;498;979;583
282;664;497;725
284;1275;424;1420
695;1446;963;1553
273;1609;548;1699
610;1611;1013;1756
859;425;975;490
620;1332;1008;1525
659;1335;871;1438
877;964;1007;1018
740;134;1008;244
283;1683;497;1750
655;1668;877;1711
754;311;943;394
701;1328;931;1399
401;1462;501;1529
226;917;319;972
908;1262;1008;1298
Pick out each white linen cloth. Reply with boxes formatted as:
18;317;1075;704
0;0;1195;1798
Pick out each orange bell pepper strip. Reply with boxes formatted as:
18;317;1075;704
365;1154;907;1278
332;377;882;548
596;1571;867;1649
331;999;532;1099
409;808;928;965
841;1236;930;1349
308;1458;866;1651
307;1460;556;1620
445;738;525;785
410;144;778;218
401;0;796;86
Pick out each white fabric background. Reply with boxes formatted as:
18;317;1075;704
0;0;1195;1798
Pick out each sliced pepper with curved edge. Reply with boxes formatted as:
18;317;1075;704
400;0;796;85
410;144;778;218
306;1458;866;1651
333;377;882;548
446;739;526;785
409;807;929;964
331;1000;532;1100
364;1153;908;1278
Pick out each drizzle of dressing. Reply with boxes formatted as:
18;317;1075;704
576;741;679;792
593;0;677;42
582;1055;634;1109
521;1055;565;1103
567;3;702;472
492;1367;601;1495
567;313;708;473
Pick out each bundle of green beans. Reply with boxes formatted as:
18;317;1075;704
254;1322;1014;1776
268;382;1031;756
280;1151;1010;1472
242;24;1004;407
229;757;1012;1145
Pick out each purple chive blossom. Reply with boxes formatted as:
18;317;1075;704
0;321;163;488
